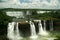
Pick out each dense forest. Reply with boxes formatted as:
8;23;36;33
0;11;13;40
31;11;60;20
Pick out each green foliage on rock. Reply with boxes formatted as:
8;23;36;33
31;11;60;20
0;11;13;37
0;11;13;25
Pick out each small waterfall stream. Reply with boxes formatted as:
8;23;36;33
44;20;46;31
14;22;22;39
38;20;48;36
38;20;44;35
50;20;53;31
7;22;15;40
29;21;37;38
7;22;22;40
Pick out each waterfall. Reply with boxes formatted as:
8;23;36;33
44;20;46;31
7;22;15;40
15;23;20;36
38;20;44;35
50;20;53;31
7;22;23;40
29;21;37;38
14;22;22;39
38;20;48;36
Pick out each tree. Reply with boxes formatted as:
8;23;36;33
0;11;13;25
52;11;60;19
0;11;13;35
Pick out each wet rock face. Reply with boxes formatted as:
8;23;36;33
18;22;39;37
0;25;8;40
33;22;39;34
18;23;31;37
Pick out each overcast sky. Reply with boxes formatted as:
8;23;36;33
0;0;60;9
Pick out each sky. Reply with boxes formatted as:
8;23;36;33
0;0;60;9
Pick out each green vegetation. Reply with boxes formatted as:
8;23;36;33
0;11;13;40
31;11;60;20
0;11;13;34
0;11;13;26
0;9;60;40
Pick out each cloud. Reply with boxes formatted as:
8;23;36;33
0;0;60;9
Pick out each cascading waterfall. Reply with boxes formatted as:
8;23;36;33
7;22;15;40
29;21;37;38
44;20;46;30
7;20;55;40
38;20;48;36
38;20;44;35
15;22;20;37
14;22;22;39
50;20;53;31
7;22;22;40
